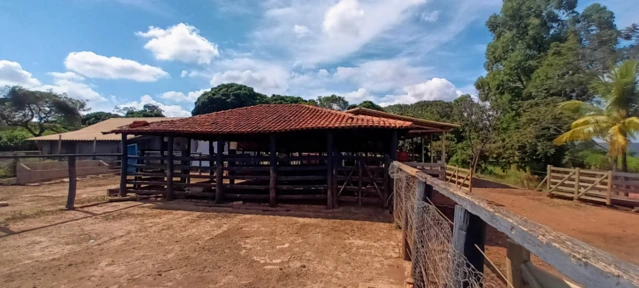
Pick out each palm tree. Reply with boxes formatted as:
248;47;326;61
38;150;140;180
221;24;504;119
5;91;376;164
554;59;639;172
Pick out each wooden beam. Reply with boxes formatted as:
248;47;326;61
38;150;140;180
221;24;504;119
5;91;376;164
215;139;224;204
228;142;236;185
269;134;277;207
430;133;434;163
166;136;175;201
119;133;128;197
392;161;639;288
358;157;363;206
57;134;62;154
442;131;447;164
92;137;97;160
411;180;426;287
452;204;486;287
327;131;334;209
507;239;530;288
66;156;77;209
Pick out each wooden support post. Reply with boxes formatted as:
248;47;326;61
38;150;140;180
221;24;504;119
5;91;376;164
606;171;613;205
119;133;128;197
166;136;175;201
442;131;447;164
547;165;552;195
430;133;434;163
411;180;426;286
57;134;62;154
208;141;214;179
66;156;77;209
181;138;191;184
386;130;398;209
574;168;580;200
215;139;224;204
421;136;425;163
327;131;334;209
92;137;97;160
269;135;277;207
358;157;363;206
507;239;530;288
229;142;236;185
452;205;486;287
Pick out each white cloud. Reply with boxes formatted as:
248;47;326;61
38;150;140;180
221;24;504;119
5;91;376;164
293;25;310;37
160;89;208;103
65;51;168;82
120;95;191;117
207;58;290;95
343;88;373;103
334;58;431;92
253;0;499;65
48;71;85;81
380;78;461;106
322;0;365;37
180;70;188;77
0;60;41;87
136;23;219;64
420;10;439;22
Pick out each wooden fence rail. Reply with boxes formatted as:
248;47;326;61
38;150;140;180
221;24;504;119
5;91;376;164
537;165;639;208
392;161;639;288
446;164;473;193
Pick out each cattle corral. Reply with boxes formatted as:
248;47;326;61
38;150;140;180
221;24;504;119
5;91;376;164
1;176;639;287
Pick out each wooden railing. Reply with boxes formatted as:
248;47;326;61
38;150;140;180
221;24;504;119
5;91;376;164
392;161;639;288
537;165;639;207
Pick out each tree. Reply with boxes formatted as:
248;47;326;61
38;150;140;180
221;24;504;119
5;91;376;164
347;100;384;111
554;60;639;172
192;83;267;115
267;95;317;105
577;4;619;74
526;33;595;102
317;95;349;111
385;100;455;122
115;104;165;118
0;86;87;136
82;112;121;126
476;0;578;108
453;95;499;173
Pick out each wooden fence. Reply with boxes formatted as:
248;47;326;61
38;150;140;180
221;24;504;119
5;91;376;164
392;161;639;288
538;165;639;207
446;165;472;192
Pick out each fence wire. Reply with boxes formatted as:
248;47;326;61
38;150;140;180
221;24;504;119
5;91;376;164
390;164;504;288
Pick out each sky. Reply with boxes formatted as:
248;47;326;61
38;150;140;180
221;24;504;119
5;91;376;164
0;0;636;117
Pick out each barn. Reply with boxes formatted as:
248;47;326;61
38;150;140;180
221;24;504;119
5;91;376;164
28;117;175;159
110;104;458;208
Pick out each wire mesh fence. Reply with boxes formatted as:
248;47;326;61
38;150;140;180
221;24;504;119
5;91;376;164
390;163;505;288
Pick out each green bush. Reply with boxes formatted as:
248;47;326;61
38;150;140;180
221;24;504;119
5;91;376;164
0;128;38;151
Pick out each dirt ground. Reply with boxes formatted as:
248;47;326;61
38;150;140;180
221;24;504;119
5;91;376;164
1;179;639;287
473;187;639;270
0;174;119;223
0;180;407;288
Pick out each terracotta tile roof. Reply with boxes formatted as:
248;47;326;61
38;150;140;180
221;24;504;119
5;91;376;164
111;104;414;135
345;107;459;131
28;117;178;141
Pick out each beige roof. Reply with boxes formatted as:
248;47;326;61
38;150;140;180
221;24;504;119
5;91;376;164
28;118;179;141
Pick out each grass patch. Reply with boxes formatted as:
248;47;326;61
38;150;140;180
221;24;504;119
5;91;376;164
478;165;542;190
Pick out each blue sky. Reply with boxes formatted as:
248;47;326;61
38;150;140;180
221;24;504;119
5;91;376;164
0;0;636;117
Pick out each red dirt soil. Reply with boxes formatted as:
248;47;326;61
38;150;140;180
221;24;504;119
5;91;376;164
473;188;639;273
1;179;638;287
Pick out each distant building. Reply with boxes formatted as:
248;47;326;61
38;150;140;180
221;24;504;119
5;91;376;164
28;118;176;157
